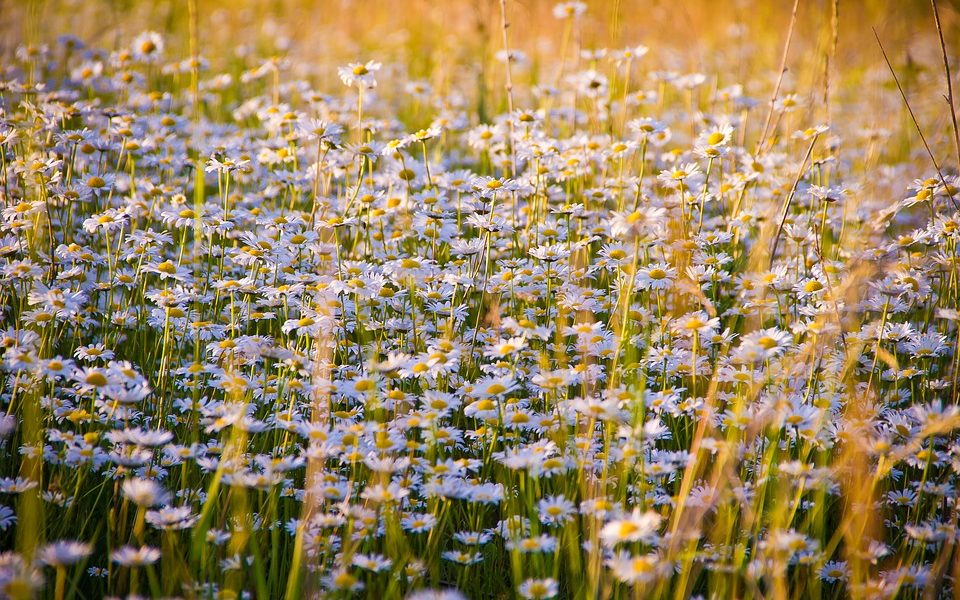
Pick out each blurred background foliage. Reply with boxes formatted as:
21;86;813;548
2;0;959;188
2;0;955;98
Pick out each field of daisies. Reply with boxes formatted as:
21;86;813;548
2;0;960;598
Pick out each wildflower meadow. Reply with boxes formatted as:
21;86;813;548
2;0;960;598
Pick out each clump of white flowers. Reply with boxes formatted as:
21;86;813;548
1;5;959;599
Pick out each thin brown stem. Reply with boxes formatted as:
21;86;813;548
498;0;517;178
755;0;800;157
823;0;840;126
931;0;960;169
874;27;959;211
770;135;818;268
